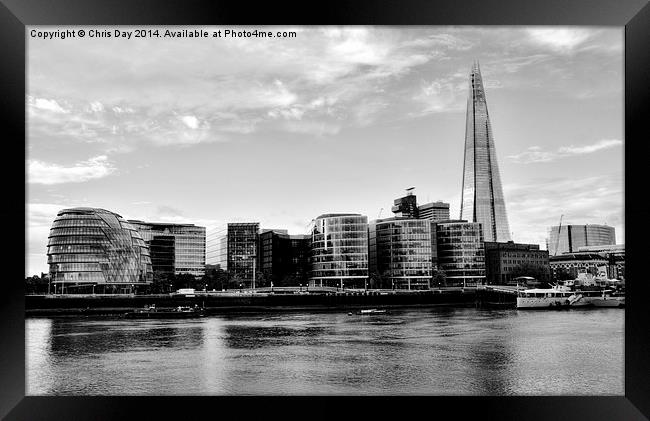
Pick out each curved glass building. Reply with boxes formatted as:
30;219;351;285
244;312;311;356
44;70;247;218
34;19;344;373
309;214;368;289
369;218;434;290
47;207;153;293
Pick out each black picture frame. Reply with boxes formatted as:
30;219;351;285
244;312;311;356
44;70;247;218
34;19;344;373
2;0;648;419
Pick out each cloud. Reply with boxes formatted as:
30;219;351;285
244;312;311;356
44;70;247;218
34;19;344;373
558;139;623;154
27;96;69;113
28;155;116;184
180;115;200;129
526;28;594;53
504;173;623;247
507;139;622;164
27;27;482;141
412;75;466;115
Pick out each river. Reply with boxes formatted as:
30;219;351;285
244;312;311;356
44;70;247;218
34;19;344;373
26;307;624;395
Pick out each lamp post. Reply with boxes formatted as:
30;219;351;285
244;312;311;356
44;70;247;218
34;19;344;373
252;255;256;291
205;283;208;292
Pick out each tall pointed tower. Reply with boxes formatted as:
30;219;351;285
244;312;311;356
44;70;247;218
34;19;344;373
460;60;511;242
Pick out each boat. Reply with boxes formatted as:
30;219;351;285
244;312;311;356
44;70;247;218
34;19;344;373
124;304;205;319
590;290;625;308
516;286;574;309
357;308;388;315
516;283;625;309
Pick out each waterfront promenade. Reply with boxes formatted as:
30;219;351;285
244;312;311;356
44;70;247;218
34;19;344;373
24;286;521;316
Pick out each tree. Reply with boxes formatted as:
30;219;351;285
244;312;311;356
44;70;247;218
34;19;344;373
25;275;49;295
511;263;551;283
433;268;447;288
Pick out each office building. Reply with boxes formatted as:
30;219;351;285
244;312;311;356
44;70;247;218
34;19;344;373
47;207;153;294
418;201;450;222
309;214;368;289
129;220;206;277
434;220;486;286
460;60;511;242
546;224;616;256
369;217;435;290
259;229;310;286
206;223;259;288
391;188;419;218
484;241;550;285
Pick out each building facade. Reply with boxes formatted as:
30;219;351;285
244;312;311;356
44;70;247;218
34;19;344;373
546;224;616;256
577;244;625;280
418;201;450;222
460;61;511;242
549;252;609;280
206;223;259;288
484;241;550;285
309;214;368;289
434;220;486;287
369;217;435;290
259;229;310;286
47;207;153;294
128;221;206;277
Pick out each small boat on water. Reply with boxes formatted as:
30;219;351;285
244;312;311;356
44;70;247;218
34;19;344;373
357;308;388;315
124;304;205;319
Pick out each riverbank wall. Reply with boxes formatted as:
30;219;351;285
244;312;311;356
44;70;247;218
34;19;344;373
25;288;517;316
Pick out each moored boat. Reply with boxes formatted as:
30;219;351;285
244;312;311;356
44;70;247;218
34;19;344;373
517;284;625;310
124;304;205;319
590;290;625;308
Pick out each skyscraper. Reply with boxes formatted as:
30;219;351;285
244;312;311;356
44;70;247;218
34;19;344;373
460;60;511;242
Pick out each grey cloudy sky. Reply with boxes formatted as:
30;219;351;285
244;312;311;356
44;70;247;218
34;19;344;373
26;26;624;276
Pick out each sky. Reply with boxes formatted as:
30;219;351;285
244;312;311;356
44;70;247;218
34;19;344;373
26;26;624;276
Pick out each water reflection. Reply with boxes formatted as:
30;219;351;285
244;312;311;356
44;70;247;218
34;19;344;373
26;308;624;395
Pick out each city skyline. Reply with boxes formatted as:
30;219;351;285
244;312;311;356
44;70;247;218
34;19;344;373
27;26;624;276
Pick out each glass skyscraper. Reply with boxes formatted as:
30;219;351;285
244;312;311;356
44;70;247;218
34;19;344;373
460;60;511;242
47;207;153;293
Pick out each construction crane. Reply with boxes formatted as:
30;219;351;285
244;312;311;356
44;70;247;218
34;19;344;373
554;214;564;256
378;208;384;219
